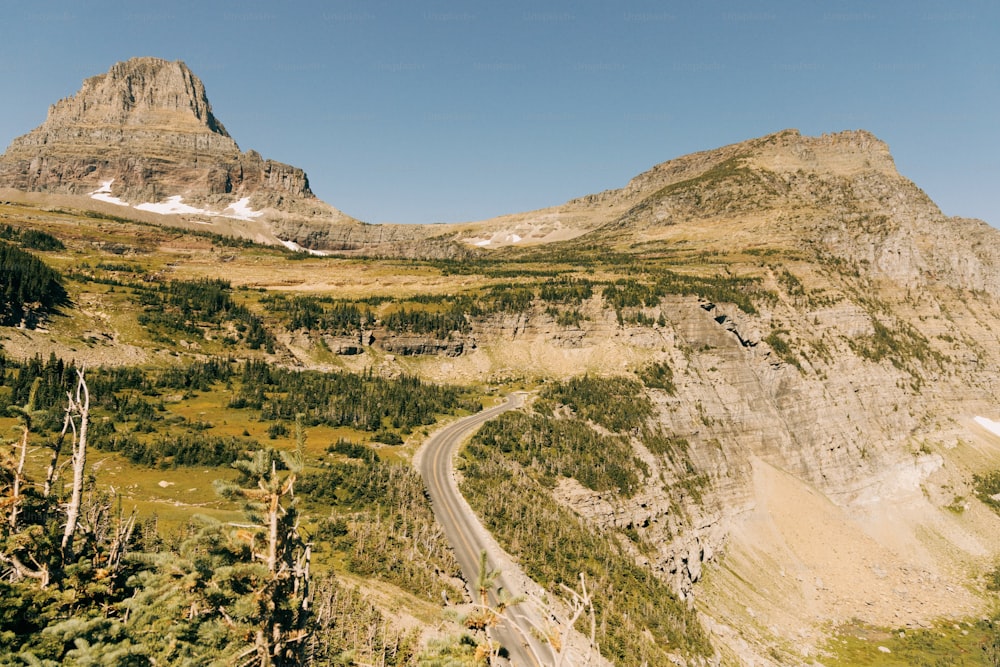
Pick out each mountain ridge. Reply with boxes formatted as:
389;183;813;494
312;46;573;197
6;58;1000;667
3;57;996;281
4;99;1000;661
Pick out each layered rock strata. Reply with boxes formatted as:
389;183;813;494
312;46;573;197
0;57;312;210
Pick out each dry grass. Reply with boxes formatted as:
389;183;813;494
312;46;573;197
820;618;992;667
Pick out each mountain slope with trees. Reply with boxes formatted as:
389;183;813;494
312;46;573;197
2;121;1000;664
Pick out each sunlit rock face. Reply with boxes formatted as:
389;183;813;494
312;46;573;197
0;57;312;209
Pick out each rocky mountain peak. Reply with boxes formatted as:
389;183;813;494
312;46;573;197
620;128;897;201
0;57;317;213
48;57;230;137
556;127;1000;297
744;128;897;177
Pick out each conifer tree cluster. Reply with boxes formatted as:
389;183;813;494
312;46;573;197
0;373;315;665
0;225;65;252
0;243;69;327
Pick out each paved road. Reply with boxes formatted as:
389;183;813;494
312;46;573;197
417;393;556;666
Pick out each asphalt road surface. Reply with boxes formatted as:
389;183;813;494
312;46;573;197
417;393;556;666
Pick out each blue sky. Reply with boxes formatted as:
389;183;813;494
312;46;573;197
1;0;996;226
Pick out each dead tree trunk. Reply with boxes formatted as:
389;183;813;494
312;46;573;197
8;378;40;531
61;369;90;560
267;462;280;575
554;572;597;667
8;425;28;532
43;412;71;499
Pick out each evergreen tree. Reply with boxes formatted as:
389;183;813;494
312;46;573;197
215;442;311;666
0;243;69;327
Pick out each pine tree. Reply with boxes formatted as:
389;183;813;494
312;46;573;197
215;439;312;667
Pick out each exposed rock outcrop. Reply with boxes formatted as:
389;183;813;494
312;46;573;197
574;129;1000;301
378;335;468;357
0;58;314;210
0;58;487;257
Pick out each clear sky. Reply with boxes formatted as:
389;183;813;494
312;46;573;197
0;0;996;226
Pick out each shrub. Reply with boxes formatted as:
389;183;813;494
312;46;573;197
637;361;676;394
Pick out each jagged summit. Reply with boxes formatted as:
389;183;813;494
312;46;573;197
0;57;321;218
45;57;230;137
619;128;896;196
584;128;909;234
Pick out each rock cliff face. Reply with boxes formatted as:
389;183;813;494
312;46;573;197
387;130;1000;663
0;57;313;209
586;129;1000;296
0;57;486;256
432;271;999;662
5;64;1000;657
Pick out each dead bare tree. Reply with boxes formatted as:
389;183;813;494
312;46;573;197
6;378;40;532
554;572;597;667
0;380;55;586
43;401;72;500
79;488;137;575
61;368;90;560
1;370;138;590
8;408;29;532
0;379;54;585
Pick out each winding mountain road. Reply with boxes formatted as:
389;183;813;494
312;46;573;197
417;393;556;666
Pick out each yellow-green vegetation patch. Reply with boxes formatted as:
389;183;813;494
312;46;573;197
10;426;241;532
167;386;323;445
0;415;19;437
92;453;243;531
974;470;1000;516
821;618;995;666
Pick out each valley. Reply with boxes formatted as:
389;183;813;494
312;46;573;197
2;57;1000;666
3;186;1000;664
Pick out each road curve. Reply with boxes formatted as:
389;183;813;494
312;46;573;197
416;393;556;666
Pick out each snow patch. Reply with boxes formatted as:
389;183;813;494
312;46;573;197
277;238;331;256
88;179;265;222
975;416;1000;438
468;232;524;247
136;196;213;217
89;179;130;207
223;197;264;221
